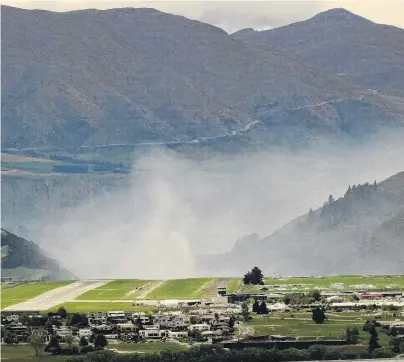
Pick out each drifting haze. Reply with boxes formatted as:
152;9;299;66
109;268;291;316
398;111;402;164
33;134;404;279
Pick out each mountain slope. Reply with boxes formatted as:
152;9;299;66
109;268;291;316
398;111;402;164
232;8;404;94
200;171;404;276
1;228;75;281
2;5;404;149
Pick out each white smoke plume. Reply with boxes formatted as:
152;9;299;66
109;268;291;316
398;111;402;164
33;134;404;279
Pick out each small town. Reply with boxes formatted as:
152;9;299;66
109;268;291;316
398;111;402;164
2;273;404;361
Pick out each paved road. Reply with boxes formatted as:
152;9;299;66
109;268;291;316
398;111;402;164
3;280;110;311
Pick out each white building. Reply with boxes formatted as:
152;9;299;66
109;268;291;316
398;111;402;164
55;327;73;341
107;311;126;318
4;315;19;323
105;334;119;339
154;314;185;329
189;323;210;332
133;316;150;324
139;329;160;339
117;323;137;332
169;331;188;339
78;329;92;338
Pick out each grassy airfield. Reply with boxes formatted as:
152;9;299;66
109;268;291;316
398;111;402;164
2;275;404;311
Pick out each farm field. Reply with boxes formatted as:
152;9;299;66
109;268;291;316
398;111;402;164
1;152;53;163
75;279;153;300
145;278;216;299
48;302;158;313
1;281;73;309
240;310;403;347
1;161;55;173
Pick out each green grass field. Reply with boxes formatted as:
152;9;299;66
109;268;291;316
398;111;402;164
238;275;404;294
240;310;403;347
226;278;241;293
0;342;186;361
265;275;404;290
48;302;158;313
106;341;187;353
145;278;216;299
1;281;72;309
0;345;67;362
75;279;153;300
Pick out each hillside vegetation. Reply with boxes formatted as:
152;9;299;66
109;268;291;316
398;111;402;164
0;229;74;281
2;6;404;149
233;8;404;94
202;171;404;276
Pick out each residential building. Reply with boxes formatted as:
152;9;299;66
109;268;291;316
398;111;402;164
139;329;160;339
105;334;119;339
154;314;185;329
107;311;126;318
117;323;138;333
3;315;19;323
78;329;92;338
87;312;107;325
132;315;150;324
189;324;210;332
92;324;113;334
55;326;73;341
6;323;30;340
169;331;188;339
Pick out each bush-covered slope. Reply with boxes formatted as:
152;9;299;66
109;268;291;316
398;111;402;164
201;171;404;276
233;8;404;94
1;228;75;281
2;6;404;149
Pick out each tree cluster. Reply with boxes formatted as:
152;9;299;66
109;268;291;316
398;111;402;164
66;343;395;362
309;181;379;228
243;266;264;285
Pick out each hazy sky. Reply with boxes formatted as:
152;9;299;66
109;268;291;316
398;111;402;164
2;0;404;32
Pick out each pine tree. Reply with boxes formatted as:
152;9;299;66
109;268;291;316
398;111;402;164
252;299;260;314
312;306;326;324
241;302;250;321
368;325;380;352
243;272;251;285
259;301;269;315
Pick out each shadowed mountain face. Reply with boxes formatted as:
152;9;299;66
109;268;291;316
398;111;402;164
232;8;404;94
2;6;404;149
1;229;75;281
200;171;404;276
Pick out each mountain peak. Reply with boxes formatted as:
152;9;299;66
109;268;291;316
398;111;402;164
310;7;373;25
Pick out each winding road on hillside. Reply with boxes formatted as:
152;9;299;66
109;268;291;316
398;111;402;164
2;280;110;311
7;89;383;153
77;91;378;149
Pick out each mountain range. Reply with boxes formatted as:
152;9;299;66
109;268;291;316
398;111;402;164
2;5;404;278
232;8;404;94
1;228;74;281
2;5;404;149
199;171;404;276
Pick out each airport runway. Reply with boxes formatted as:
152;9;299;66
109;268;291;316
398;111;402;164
3;280;110;311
